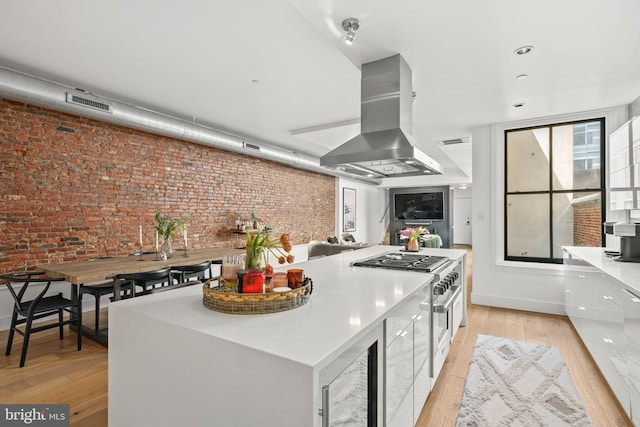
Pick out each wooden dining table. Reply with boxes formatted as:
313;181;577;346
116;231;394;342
37;247;244;345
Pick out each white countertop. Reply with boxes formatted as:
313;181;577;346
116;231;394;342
564;246;640;293
110;245;465;369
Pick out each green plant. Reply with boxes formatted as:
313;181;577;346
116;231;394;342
154;211;184;240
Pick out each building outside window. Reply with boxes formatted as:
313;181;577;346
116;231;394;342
504;118;605;263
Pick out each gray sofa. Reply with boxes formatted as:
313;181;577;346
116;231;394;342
307;240;370;259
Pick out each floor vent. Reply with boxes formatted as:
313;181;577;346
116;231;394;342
65;92;112;113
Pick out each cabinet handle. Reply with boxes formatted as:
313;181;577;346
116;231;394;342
622;288;640;302
321;385;329;427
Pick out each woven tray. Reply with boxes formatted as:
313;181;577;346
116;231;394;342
202;277;313;314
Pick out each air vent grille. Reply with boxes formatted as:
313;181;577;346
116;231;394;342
65;92;112;113
242;142;260;150
441;138;465;145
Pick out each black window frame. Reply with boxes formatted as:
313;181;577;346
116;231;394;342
504;117;606;264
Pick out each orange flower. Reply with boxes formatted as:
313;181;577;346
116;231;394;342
286;254;295;264
264;264;274;276
245;227;296;269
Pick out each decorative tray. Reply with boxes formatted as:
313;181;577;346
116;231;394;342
202;277;313;315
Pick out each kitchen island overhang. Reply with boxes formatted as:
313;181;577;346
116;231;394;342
108;245;467;427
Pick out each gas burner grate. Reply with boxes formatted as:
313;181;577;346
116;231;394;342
352;253;449;273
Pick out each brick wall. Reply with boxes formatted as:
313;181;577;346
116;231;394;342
0;100;335;274
572;198;602;247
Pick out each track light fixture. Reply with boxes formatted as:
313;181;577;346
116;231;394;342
341;18;360;45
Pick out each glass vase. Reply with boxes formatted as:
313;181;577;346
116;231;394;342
160;237;174;260
245;246;265;270
407;237;419;251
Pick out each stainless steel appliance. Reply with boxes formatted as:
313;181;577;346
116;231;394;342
604;222;640;261
351;252;463;382
430;259;463;381
351;252;448;272
320;55;442;178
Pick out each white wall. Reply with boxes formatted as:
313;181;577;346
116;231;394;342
337;179;388;244
471;105;628;315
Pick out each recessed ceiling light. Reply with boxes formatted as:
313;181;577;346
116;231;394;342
513;103;525;108
516;74;528;80
514;46;533;55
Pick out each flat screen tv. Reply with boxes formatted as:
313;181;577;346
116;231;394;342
394;192;444;220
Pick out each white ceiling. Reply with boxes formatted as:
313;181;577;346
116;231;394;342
1;0;640;187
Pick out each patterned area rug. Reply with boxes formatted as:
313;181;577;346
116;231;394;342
456;334;592;427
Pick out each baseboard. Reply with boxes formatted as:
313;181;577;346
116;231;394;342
471;292;566;316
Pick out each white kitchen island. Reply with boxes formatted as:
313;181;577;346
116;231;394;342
108;245;466;427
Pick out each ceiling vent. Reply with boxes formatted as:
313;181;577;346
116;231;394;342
65;92;112;113
437;137;469;146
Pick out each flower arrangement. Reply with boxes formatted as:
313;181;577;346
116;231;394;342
154;211;184;240
245;229;295;273
399;226;427;240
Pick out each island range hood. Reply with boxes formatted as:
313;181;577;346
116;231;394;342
320;54;442;178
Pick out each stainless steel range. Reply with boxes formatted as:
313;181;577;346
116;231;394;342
351;252;449;273
351;251;464;384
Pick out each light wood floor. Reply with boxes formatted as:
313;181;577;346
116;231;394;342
0;246;633;427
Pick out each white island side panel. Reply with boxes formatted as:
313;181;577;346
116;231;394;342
108;303;314;427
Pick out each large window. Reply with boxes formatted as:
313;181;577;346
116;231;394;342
505;118;605;263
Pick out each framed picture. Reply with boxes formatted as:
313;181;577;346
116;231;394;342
343;188;356;232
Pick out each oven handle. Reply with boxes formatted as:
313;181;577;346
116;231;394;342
433;285;462;313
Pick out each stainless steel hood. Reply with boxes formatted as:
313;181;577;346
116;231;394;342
320;54;442;178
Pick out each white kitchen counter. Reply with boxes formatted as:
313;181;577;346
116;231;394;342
563;246;640;294
108;245;466;427
562;246;640;424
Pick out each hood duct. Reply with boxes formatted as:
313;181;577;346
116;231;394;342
320;54;442;178
0;67;380;185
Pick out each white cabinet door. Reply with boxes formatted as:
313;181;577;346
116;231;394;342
591;272;630;413
615;284;640;425
609;117;640;209
386;322;414;427
610;122;631;190
413;299;431;423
